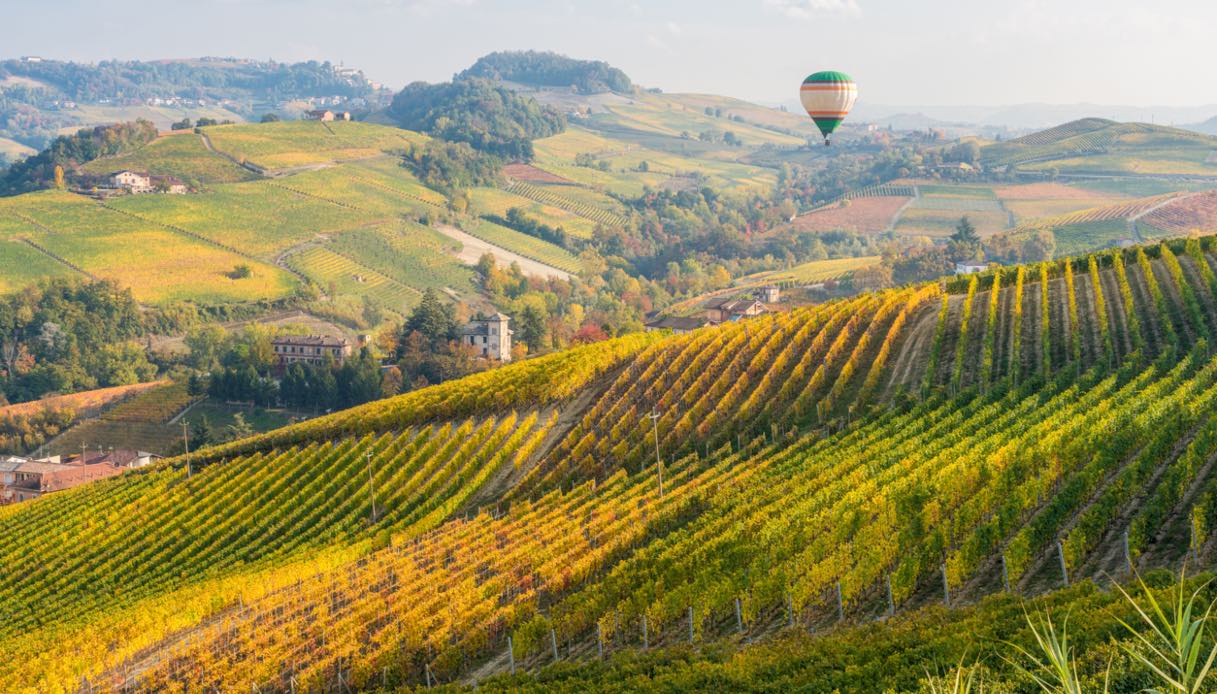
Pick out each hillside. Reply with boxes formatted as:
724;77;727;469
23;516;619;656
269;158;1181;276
982;118;1217;177
7;234;1217;689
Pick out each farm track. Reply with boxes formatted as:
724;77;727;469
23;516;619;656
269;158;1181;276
197;131;266;176
1135;451;1217;574
1026;280;1044;379
1128;193;1196;243
961;289;989;389
433;224;572;281
1076;274;1102;367
993;284;1013;382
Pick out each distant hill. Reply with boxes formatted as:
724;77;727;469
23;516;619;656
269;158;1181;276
981;118;1217;177
1185;115;1217;136
458;50;632;94
0;57;389;151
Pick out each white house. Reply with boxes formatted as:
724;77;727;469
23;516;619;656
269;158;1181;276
109;170;153;193
461;313;513;361
954;262;989;275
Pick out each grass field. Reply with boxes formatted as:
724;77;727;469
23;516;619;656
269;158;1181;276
460;218;582;274
0;137;36;160
0;191;298;303
1070;178;1217;197
589;93;806;148
894;207;1010;237
1051;219;1131;256
79;133;256;185
202;121;427;169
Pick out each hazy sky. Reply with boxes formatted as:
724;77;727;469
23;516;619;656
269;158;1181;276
8;0;1217;107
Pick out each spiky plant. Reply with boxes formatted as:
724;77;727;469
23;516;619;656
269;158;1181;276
1112;572;1217;693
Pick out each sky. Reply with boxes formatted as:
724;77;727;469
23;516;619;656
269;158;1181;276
7;0;1217;108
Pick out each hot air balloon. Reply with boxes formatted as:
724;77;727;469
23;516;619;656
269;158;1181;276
800;71;857;146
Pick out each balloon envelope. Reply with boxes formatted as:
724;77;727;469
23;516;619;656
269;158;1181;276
800;71;857;143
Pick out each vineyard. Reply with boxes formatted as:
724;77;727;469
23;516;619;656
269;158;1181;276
96;382;197;424
787;196;910;234
13;236;1217;690
505;180;627;229
285;245;423;312
1141;189;1217;237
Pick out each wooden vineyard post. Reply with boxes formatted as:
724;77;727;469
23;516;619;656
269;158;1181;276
1124;528;1132;574
688;606;695;643
424;664;433;689
786;592;795;628
642;614;649;649
885;576;895;616
596;622;604;659
507;636;515;676
1191;518;1200;564
1001;553;1010;593
550;628;559;663
1057;541;1069;587
941;563;950;606
735;597;744;634
835;581;845;622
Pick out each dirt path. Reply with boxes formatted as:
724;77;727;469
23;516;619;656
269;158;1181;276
1151;258;1195;344
883;301;937;397
1075;273;1102;368
434;224;572;281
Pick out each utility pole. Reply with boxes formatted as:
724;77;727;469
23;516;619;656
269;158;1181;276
182;421;191;479
646;409;663;498
367;450;377;522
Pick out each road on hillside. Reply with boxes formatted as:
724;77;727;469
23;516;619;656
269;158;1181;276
434;224;572;281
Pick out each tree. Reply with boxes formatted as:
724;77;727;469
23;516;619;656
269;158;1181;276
517;305;547;353
190;416;214;448
260;113;281;123
171;118;193;131
403;288;456;348
53;165;65;190
227;413;254;441
952;216;979;245
229;264;252;279
185;325;227;372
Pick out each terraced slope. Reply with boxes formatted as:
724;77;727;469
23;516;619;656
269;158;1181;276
9;238;1217;691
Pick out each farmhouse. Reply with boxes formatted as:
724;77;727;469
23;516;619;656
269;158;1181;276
644;315;710;334
109;170;154;193
0;457;124;504
305;110;352;122
272;335;352;366
460;313;513;361
703;296;768;324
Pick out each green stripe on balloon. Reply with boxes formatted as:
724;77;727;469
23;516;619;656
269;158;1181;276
804;70;854;84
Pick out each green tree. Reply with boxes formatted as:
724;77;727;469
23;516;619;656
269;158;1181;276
517;305;547;353
403;288;456;348
227;413;254;441
952;216;979;244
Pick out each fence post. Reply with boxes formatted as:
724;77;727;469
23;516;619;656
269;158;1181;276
1124;528;1132;573
424;664;433;689
886;575;895;616
735;597;744;634
507;636;515;676
642;614;649;649
688;605;695;643
786;592;795;628
835;581;844;622
1057;540;1069;587
1001;553;1010;592
596;622;604;659
550;628;559;663
941;563;950;606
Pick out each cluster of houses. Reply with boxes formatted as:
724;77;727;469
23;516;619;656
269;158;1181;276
0;449;160;504
271;313;516;368
104;170;189;195
645;285;781;334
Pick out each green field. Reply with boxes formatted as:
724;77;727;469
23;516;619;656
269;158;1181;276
1051;219;1131;256
738;255;882;285
894;206;1010;237
79;133;256;185
984;120;1217;177
285;245;422;312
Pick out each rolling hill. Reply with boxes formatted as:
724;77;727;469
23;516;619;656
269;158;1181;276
982;118;1217;177
6;233;1217;690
